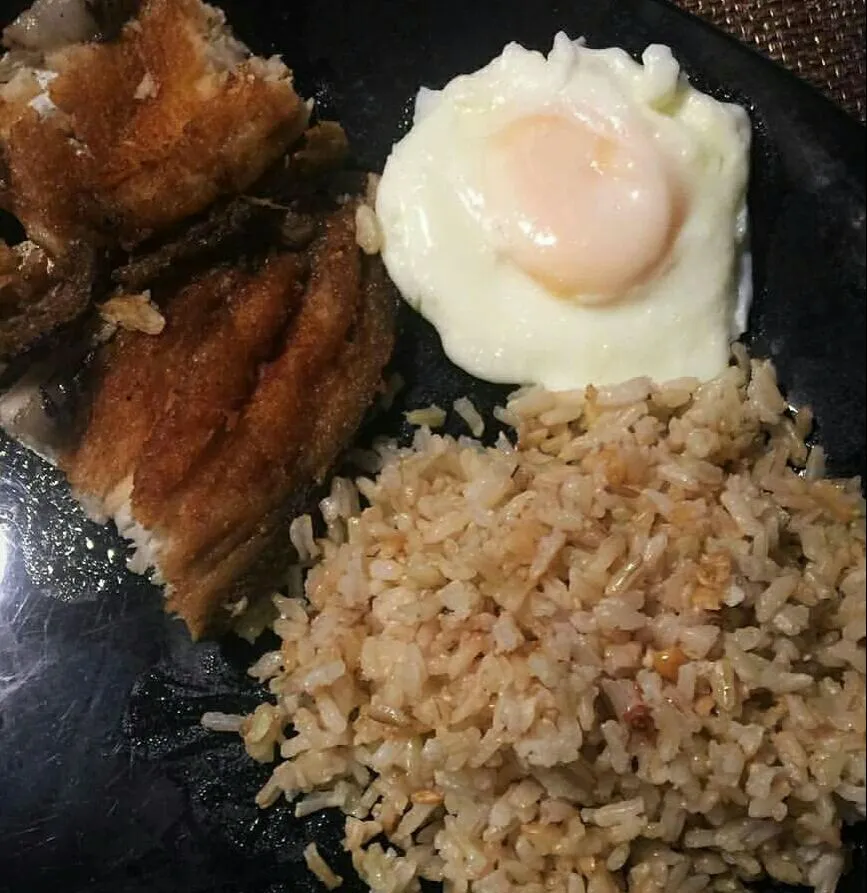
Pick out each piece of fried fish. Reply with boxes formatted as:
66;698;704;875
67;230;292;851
0;0;309;357
0;0;397;638
66;202;396;638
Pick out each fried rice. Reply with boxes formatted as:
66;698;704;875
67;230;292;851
203;350;866;893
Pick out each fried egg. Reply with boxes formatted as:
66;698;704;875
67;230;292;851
375;34;752;390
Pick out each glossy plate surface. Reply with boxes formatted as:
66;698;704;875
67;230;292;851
0;1;864;891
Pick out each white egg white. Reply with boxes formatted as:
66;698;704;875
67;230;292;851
375;33;752;390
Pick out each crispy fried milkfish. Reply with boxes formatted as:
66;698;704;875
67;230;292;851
0;0;310;358
0;0;398;638
66;198;396;639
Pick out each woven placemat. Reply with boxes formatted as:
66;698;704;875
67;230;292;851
679;0;866;121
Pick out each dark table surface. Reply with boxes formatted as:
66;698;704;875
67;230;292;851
679;0;865;121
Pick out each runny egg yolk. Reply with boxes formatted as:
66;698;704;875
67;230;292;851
485;113;681;300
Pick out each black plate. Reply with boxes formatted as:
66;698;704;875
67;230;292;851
0;2;864;892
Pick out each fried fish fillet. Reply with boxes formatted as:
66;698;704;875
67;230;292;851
62;201;396;638
0;0;309;358
1;0;308;251
0;0;398;637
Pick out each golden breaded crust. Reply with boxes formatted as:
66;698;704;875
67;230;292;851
64;201;397;638
0;0;309;253
168;255;398;637
66;264;242;503
147;206;363;567
130;251;310;522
